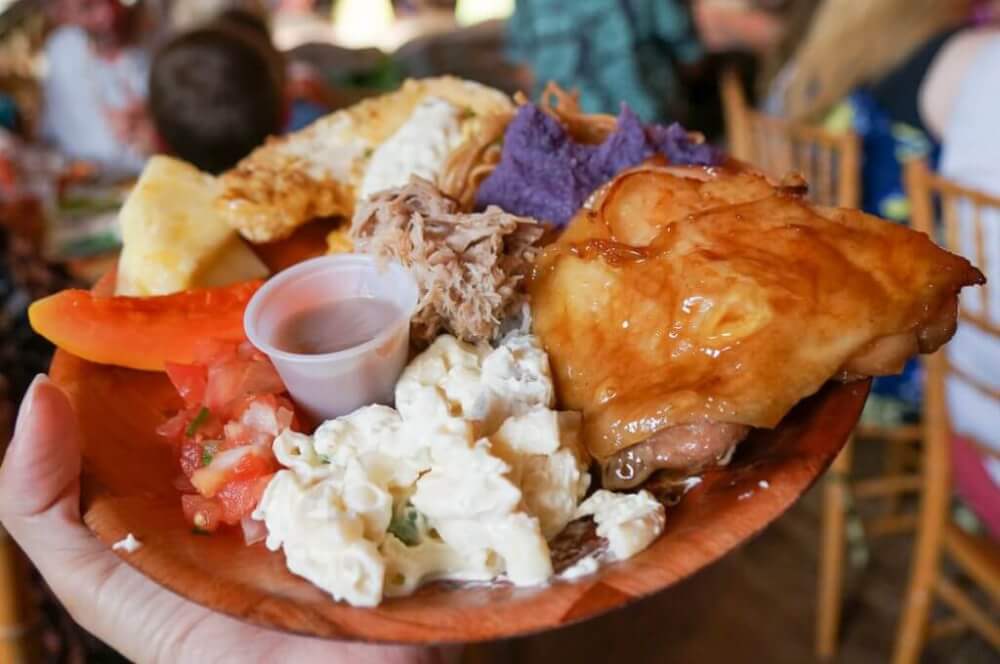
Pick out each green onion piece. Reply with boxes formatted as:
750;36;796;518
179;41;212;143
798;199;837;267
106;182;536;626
201;442;217;467
388;502;424;546
186;407;210;437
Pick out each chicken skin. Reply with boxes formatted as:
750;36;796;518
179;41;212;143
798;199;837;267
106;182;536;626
530;165;985;488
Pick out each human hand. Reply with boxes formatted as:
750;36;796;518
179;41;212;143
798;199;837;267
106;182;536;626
0;375;458;664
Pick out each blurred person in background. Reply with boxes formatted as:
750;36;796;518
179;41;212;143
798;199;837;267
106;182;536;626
155;1;383;120
688;0;821;140
149;9;338;174
772;0;972;123
768;0;970;222
149;9;286;173
920;23;1000;538
691;0;824;99
505;0;703;123
392;0;523;95
693;0;788;55
0;92;22;133
395;16;526;95
41;0;154;177
760;0;975;429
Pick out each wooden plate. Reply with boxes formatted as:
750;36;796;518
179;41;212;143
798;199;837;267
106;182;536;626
50;348;867;644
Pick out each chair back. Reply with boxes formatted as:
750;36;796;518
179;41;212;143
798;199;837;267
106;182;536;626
907;159;999;338
894;158;1000;664
720;67;861;208
906;157;1000;462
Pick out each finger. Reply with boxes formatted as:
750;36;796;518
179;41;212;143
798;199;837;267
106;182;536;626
0;374;83;524
0;375;125;636
0;374;108;576
0;375;203;660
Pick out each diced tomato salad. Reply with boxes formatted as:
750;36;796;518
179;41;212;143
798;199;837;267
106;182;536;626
158;340;297;535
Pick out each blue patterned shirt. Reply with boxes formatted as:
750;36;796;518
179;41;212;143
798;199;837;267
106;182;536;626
506;0;702;122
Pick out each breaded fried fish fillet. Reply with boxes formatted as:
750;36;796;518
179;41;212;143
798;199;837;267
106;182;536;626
217;77;513;243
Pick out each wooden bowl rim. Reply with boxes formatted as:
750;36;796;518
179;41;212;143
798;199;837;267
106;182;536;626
54;350;867;644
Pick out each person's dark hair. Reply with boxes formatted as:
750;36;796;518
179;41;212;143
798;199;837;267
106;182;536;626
149;21;284;174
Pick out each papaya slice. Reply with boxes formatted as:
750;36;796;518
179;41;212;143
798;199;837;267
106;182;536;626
29;280;262;371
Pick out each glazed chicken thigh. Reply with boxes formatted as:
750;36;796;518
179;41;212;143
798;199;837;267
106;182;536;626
530;165;985;488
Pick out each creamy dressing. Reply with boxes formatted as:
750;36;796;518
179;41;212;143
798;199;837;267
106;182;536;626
254;333;590;606
555;489;667;581
559;554;600;580
575;490;666;560
359;96;464;199
277;113;369;181
253;333;667;607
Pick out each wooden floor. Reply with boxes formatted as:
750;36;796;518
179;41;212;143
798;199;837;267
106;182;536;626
466;478;998;664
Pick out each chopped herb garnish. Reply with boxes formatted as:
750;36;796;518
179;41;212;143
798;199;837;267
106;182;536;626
186;407;210;437
201;442;218;467
363;147;374;158
388;502;424;546
319;454;332;465
461;107;476;120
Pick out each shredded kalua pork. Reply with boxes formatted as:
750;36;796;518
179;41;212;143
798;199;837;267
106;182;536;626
351;177;543;345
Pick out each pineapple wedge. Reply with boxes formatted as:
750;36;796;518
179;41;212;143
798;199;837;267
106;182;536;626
116;156;268;296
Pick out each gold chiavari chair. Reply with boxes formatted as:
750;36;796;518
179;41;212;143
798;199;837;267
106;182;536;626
720;67;932;658
719;67;860;207
892;158;1000;663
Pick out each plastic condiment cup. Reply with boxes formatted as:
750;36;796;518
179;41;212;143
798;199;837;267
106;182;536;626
244;254;419;423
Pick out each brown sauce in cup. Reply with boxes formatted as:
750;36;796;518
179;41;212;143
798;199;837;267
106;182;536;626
273;298;402;355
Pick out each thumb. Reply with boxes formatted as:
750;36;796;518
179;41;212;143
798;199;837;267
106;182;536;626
0;374;119;634
0;374;82;524
0;373;107;584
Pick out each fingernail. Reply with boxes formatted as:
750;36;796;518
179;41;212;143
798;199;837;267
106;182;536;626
11;374;51;443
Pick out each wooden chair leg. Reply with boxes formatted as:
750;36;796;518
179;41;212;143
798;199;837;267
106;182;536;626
816;434;855;659
0;394;39;664
893;519;946;664
934;577;1000;651
0;527;39;664
893;354;951;664
882;440;910;518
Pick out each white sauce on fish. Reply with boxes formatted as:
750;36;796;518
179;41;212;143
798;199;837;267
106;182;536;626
359;96;463;199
